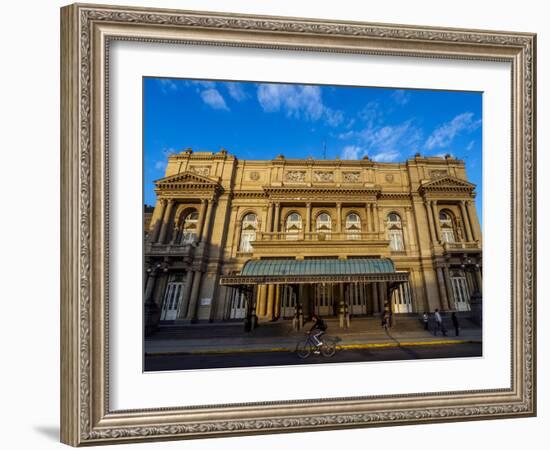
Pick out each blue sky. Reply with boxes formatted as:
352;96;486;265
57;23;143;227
144;77;482;223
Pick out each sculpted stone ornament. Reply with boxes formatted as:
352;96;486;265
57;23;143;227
191;166;211;177
249;171;260;181
430;169;448;179
285;170;306;182
343;172;361;183
385;173;395;183
314;171;334;182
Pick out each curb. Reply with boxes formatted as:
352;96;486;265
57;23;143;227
145;339;481;357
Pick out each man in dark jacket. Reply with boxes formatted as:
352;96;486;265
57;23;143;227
451;312;460;336
309;314;327;347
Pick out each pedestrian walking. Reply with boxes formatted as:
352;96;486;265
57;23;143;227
381;310;390;330
451;312;460;336
422;312;429;331
433;308;447;336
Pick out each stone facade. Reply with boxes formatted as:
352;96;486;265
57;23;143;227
144;149;482;324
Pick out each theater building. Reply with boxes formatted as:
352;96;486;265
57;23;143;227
144;148;482;329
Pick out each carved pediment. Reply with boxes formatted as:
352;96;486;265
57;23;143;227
154;171;222;194
419;176;476;193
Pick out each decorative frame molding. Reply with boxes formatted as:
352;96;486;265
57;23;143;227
60;3;536;446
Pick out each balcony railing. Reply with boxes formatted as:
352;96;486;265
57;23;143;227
256;231;385;242
442;241;481;252
144;241;196;256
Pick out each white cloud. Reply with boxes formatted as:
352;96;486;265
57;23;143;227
341;145;362;160
154;160;167;171
425;112;481;150
200;88;229;111
371;150;401;162
226;83;248;102
391;89;411;105
466;140;475;152
157;79;178;94
360;120;421;153
256;84;343;126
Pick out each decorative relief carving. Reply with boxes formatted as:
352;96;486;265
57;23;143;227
343;172;361;183
314;171;334;182
249;171;260;181
190;166;211;177
285;170;306;182
385;174;395;183
430;169;448;179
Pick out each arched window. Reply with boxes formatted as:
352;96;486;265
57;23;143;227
387;213;405;251
439;210;456;243
345;213;361;240
316;213;332;240
181;210;199;244
239;213;258;252
285;213;302;240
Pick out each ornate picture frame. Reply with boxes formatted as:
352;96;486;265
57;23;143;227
60;3;536;446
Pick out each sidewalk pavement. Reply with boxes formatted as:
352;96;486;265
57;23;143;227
145;319;482;356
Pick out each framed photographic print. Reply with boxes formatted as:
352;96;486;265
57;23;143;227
60;3;536;446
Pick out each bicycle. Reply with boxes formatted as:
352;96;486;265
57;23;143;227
296;332;337;359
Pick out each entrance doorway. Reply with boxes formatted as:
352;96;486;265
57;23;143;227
345;282;369;315
451;272;471;311
280;285;297;318
160;279;184;320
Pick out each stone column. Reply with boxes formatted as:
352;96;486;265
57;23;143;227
336;203;342;233
274;284;281;319
257;285;268;317
177;270;195;319
405;207;416;251
443;265;455;310
186;270;203;321
466;202;479;241
365;203;372;233
158;199;174;244
149;199;166;243
196;199;208;242
306;202;312;234
436;267;450;310
378;282;386;312
474;267;483;295
265;202;274;233
144;270;157;302
372;283;379;314
273;202;281;233
200;199;215;243
424;201;437;243
266;285;275;320
373;203;380;233
461;200;474;242
431;201;441;243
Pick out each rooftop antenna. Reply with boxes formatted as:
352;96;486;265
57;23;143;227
323;141;327;160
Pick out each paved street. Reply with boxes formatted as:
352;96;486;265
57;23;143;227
144;342;482;371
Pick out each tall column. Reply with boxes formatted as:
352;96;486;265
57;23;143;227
257;285;268;317
200;199;215;243
436;267;450;310
266;285;275;319
306;202;312;234
405;207;416;252
158;199;174;244
372;283;379;314
186;270;203;321
177;270;195;318
149;199;166;243
266;202;274;232
474;267;483;295
424;201;437;243
196;199;208;241
466;200;481;242
365;203;372;233
431;201;441;243
443;265;455;310
460;200;474;242
378;282;386;312
373;203;380;233
273;203;281;233
336;203;342;233
144;270;157;302
274;285;281;319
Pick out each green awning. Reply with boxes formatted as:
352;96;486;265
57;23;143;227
220;258;407;286
241;258;395;276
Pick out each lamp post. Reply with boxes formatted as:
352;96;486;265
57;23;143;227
144;261;168;336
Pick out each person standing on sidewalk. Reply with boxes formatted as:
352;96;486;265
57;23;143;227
422;312;429;331
451;312;460;336
434;309;447;336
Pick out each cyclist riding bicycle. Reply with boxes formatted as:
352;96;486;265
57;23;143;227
309;314;327;348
